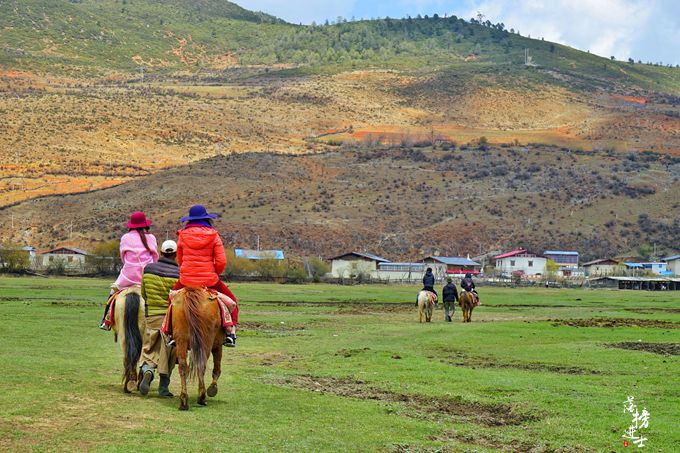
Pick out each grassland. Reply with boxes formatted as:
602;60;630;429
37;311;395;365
0;276;678;452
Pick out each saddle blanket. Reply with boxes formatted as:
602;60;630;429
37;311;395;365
104;287;142;328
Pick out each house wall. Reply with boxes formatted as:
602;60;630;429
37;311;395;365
496;256;546;276
667;260;680;275
331;258;378;278
40;253;86;269
584;263;619;276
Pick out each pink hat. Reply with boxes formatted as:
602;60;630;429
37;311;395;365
126;211;152;229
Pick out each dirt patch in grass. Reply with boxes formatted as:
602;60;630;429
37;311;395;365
255;301;412;313
607;342;680;356
239;321;307;337
239;321;306;331
439;350;602;375
335;347;371;357
277;375;538;426
550;318;679;329
625;308;680;314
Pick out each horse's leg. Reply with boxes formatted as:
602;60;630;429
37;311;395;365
177;343;189;410
122;353;132;393
207;341;222;398
197;351;207;406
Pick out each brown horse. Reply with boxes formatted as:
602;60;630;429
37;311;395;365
170;287;225;411
111;287;146;393
459;291;476;322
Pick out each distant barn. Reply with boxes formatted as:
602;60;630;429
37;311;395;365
588;276;680;290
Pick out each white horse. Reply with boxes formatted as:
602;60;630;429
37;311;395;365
417;290;437;323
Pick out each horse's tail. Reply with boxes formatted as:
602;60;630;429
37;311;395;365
123;292;142;379
182;287;213;379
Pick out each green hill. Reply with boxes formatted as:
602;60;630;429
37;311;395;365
1;0;679;94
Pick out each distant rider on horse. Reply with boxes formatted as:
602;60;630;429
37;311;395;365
461;272;480;304
416;267;438;305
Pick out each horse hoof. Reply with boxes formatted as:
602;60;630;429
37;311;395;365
179;404;188;411
125;381;137;393
198;400;207;406
207;384;218;397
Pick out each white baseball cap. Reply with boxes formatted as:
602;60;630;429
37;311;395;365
160;240;177;253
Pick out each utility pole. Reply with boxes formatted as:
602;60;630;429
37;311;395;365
256;234;260;251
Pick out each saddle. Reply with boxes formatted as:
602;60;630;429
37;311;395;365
163;288;237;334
105;286;142;328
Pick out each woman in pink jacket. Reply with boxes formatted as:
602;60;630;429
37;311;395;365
99;211;159;329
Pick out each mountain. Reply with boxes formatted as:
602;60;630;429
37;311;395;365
3;148;679;261
0;1;679;258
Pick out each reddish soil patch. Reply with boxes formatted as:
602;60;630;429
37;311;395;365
550;318;679;329
613;94;647;105
277;375;538;426
607;342;680;356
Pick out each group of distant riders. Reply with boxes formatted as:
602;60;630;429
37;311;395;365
99;205;239;398
419;267;479;322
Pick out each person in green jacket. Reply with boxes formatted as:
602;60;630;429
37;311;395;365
139;240;180;397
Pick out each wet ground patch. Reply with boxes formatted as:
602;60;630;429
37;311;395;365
607;342;680;356
549;317;679;329
625;307;680;314
275;375;538;426
239;321;307;337
335;347;371;357
438;350;601;375
253;301;412;314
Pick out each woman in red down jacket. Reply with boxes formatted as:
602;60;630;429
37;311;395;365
172;204;238;346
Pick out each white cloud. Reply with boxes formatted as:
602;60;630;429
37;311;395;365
457;0;657;61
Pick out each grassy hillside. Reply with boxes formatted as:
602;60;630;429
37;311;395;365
3;146;679;261
1;0;679;95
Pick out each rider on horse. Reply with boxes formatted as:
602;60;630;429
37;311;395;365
461;273;480;304
416;267;438;305
169;205;239;347
100;211;158;330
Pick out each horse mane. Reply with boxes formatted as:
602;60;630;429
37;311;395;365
181;287;215;379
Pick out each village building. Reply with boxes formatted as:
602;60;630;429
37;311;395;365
582;258;621;276
234;249;285;260
329;252;390;279
494;249;547;277
588;276;680;290
421;256;482;279
623;262;667;275
662;254;680;275
39;246;89;270
375;262;426;282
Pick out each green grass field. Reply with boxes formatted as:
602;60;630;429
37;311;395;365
0;276;678;452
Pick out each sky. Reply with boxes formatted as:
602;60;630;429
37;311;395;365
236;0;679;65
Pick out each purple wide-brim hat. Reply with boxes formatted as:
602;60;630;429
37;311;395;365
180;204;219;222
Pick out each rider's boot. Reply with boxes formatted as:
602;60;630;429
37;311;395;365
99;303;111;330
139;364;154;396
223;333;236;347
158;374;173;397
